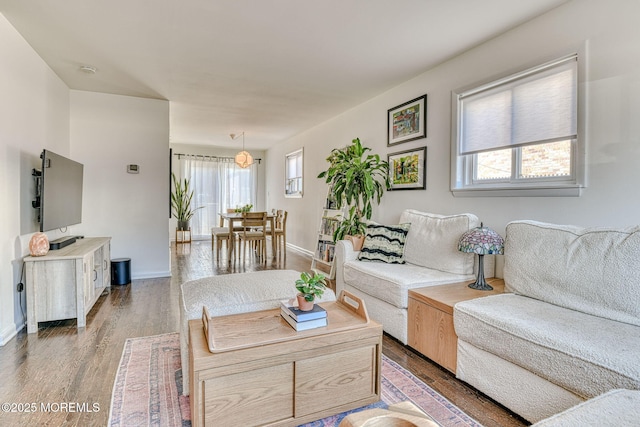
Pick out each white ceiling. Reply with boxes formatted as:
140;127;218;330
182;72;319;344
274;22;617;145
1;0;567;151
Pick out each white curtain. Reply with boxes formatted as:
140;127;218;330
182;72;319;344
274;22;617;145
177;156;258;239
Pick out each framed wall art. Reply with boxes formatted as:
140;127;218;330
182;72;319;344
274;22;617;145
388;147;426;190
387;94;427;146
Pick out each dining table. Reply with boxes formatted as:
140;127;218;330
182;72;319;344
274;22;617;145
219;211;277;260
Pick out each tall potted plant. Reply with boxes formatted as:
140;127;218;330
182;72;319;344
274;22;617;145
317;138;390;250
171;173;202;231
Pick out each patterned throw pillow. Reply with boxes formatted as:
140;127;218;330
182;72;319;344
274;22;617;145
357;223;411;264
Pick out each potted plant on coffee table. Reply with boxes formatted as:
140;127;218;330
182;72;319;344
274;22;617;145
171;172;202;231
317;137;390;250
295;271;328;311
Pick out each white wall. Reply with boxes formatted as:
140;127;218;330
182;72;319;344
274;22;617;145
0;13;71;344
265;125;360;254
0;14;171;344
266;0;640;266
71;91;171;279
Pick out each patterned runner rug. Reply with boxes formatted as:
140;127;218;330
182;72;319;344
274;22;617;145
108;333;481;427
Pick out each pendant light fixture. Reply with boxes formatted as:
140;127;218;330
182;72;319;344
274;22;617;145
231;132;254;168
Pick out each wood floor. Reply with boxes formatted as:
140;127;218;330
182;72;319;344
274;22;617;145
0;240;528;426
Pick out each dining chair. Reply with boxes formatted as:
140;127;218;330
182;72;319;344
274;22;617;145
211;208;244;261
265;209;280;233
275;209;284;228
211;226;232;261
226;208;244;231
273;210;288;255
235;211;268;262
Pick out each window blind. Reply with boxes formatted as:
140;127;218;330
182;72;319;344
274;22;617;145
286;149;303;180
459;54;577;155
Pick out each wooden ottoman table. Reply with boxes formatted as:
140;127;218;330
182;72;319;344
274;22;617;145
180;270;337;394
189;291;382;427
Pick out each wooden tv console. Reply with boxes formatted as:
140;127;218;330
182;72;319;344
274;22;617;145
189;292;382;426
24;237;111;333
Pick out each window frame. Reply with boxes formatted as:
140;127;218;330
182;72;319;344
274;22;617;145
451;51;586;197
284;148;303;198
468;139;577;185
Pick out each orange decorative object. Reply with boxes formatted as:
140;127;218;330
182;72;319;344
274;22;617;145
29;232;49;256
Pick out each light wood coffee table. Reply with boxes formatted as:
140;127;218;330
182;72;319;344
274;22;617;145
189;291;383;427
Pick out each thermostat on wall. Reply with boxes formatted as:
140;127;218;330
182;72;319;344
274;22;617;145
127;164;139;174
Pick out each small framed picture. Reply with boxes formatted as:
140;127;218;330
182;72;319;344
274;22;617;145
387;95;427;146
388;147;426;190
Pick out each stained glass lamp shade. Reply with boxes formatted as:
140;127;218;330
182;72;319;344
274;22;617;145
458;224;504;290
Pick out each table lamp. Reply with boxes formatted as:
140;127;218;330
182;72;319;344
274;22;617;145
458;223;504;290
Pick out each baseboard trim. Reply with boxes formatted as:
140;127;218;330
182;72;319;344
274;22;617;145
0;323;19;346
286;243;312;258
131;270;172;280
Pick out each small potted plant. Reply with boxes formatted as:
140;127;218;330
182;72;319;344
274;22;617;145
295;271;327;311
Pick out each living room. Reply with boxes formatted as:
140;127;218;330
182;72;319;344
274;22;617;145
1;0;639;425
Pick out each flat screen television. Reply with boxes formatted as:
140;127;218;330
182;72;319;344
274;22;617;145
34;149;84;233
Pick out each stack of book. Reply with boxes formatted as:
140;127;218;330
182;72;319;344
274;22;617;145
280;299;328;331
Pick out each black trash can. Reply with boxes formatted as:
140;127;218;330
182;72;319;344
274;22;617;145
111;258;131;286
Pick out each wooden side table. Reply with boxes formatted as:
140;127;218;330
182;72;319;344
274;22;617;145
407;278;504;373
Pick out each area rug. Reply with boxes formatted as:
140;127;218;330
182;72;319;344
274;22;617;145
108;333;481;427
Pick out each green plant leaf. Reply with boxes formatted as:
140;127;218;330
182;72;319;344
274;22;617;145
317;138;390;241
171;172;203;222
295;271;327;300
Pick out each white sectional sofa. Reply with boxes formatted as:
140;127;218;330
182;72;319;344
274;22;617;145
532;389;640;427
335;209;493;344
454;220;640;423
